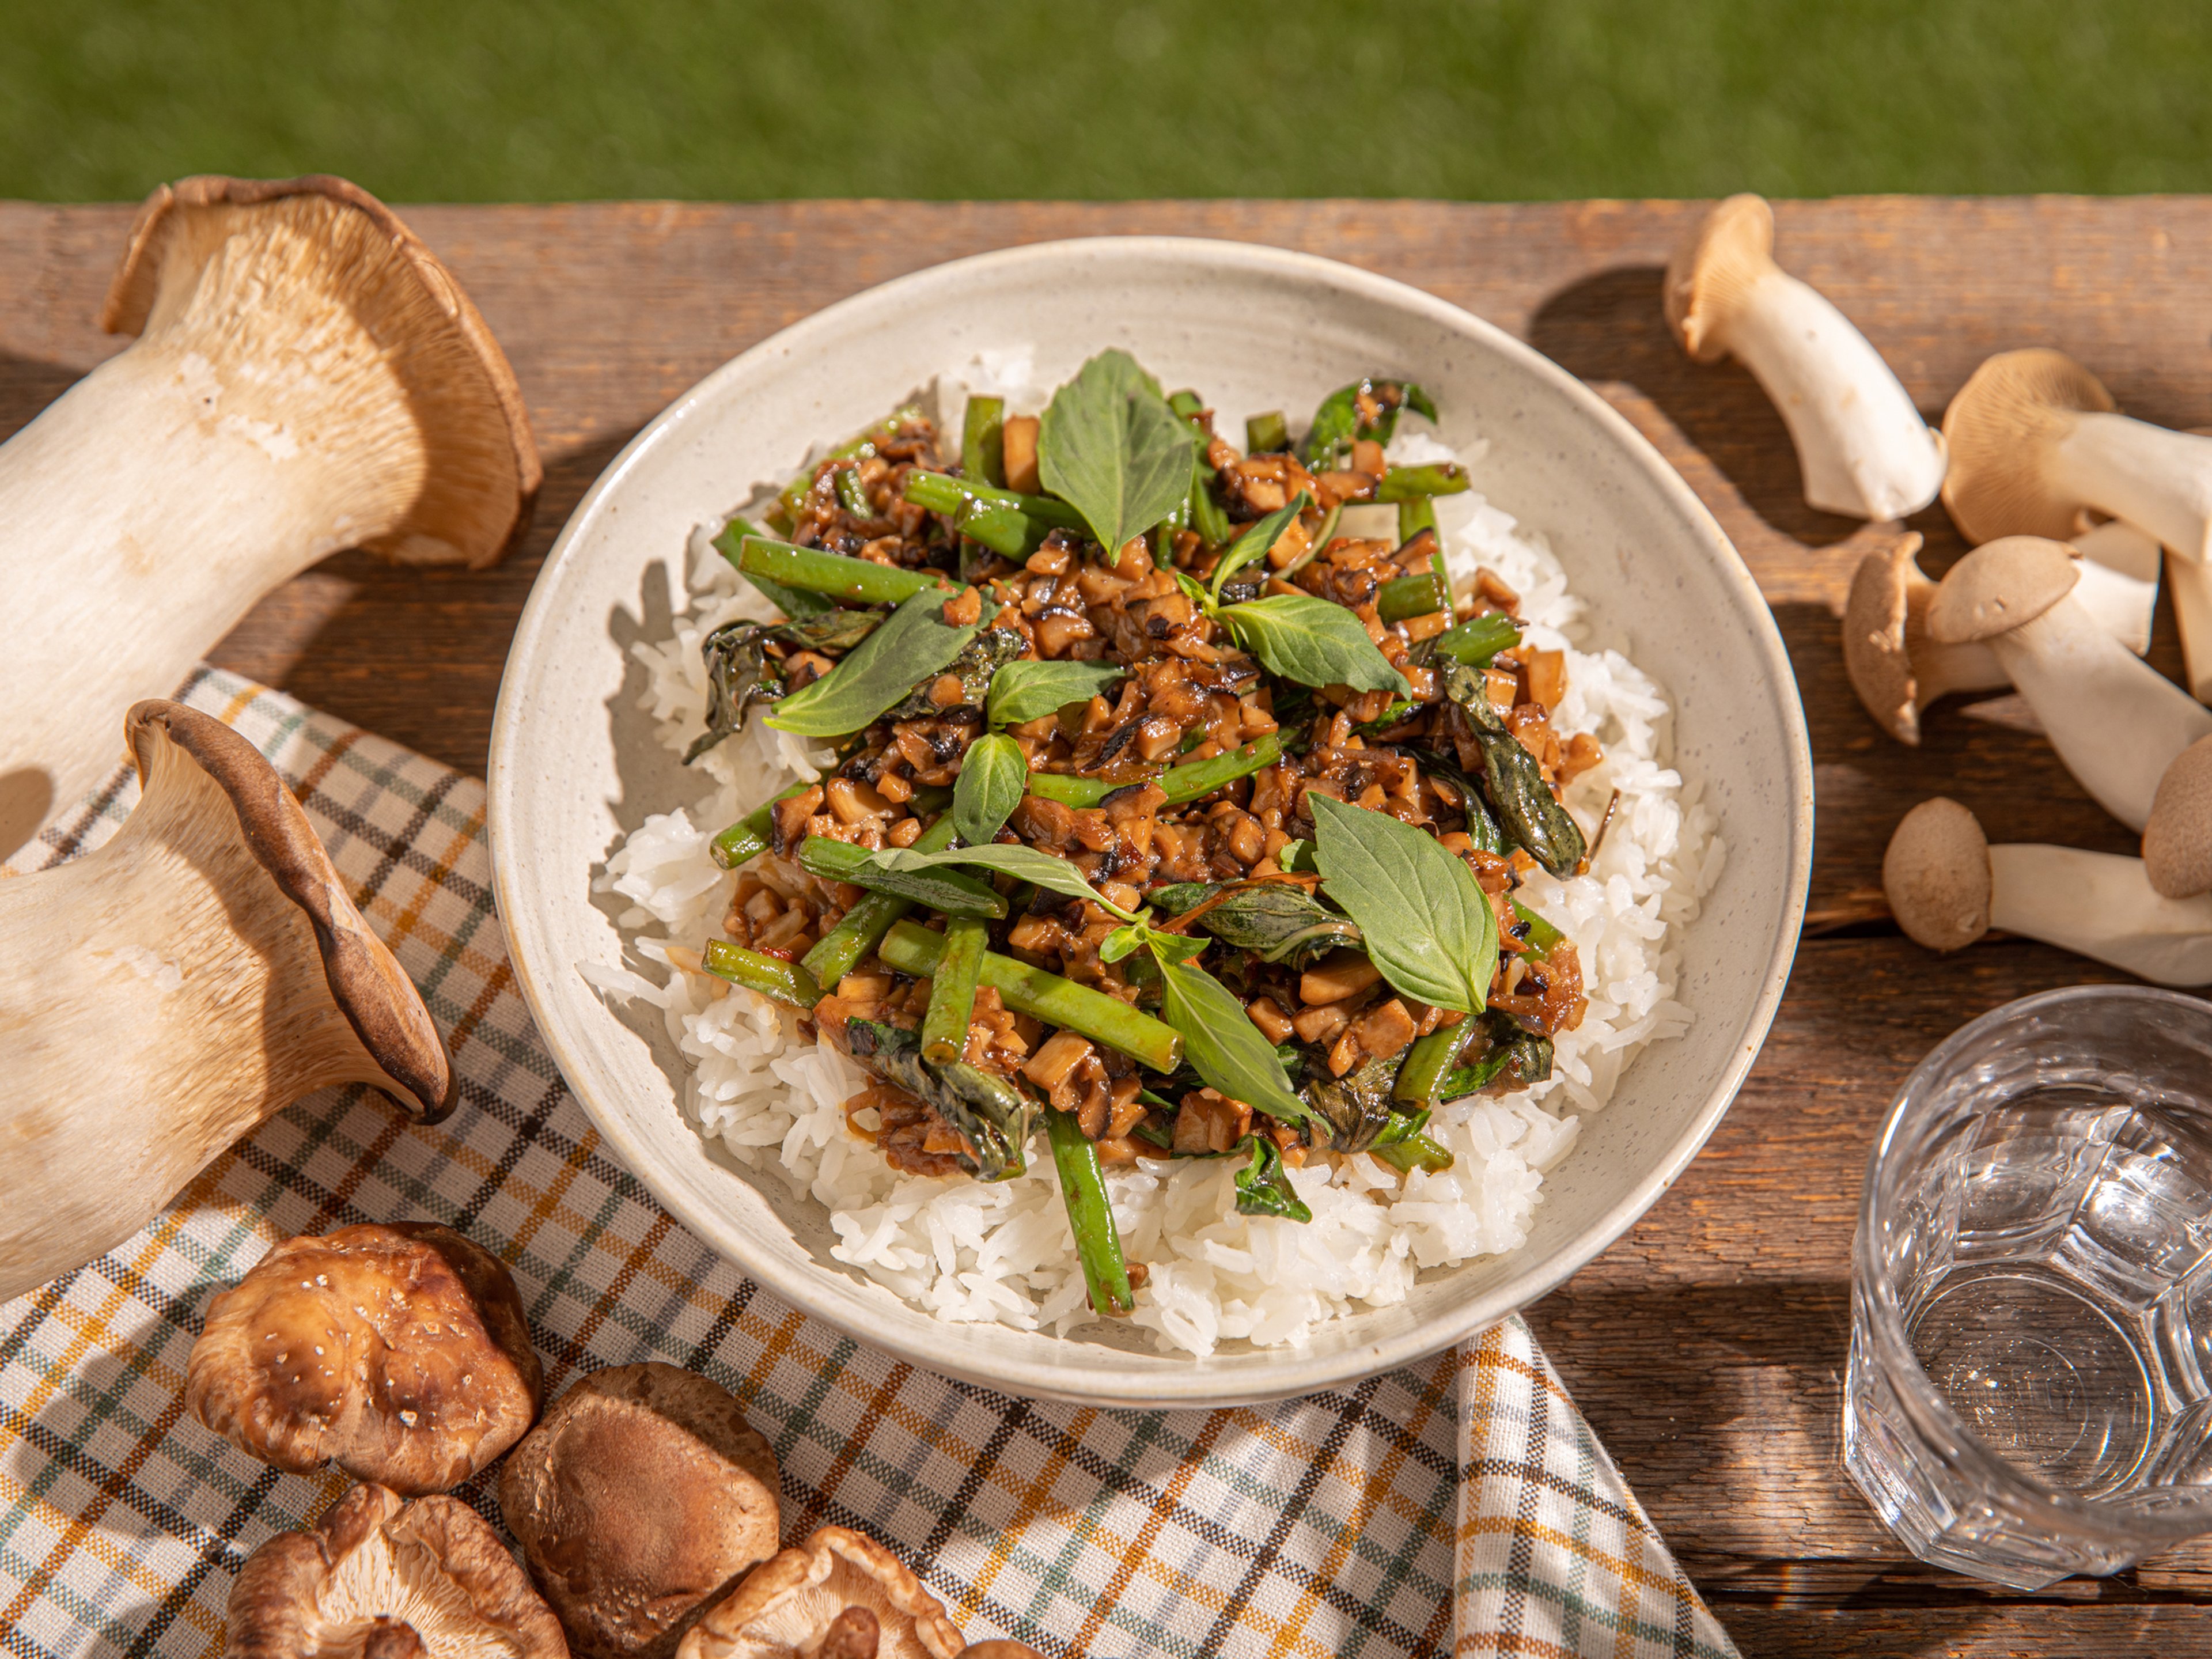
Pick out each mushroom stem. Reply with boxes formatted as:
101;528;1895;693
0;702;452;1301
2044;412;2212;565
1987;842;2212;985
0;175;537;859
1666;195;1944;521
2070;518;2162;657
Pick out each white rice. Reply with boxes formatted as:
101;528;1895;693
586;384;1724;1358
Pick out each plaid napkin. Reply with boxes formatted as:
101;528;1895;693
0;666;1736;1659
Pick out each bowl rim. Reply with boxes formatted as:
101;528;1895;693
487;234;1813;1406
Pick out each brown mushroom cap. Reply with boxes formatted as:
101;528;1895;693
99;175;540;569
228;1482;566;1659
1883;798;1994;952
959;1646;1050;1658
1663;194;1778;363
502;1361;781;1659
1924;536;2081;646
1843;532;1935;744
1940;349;2115;545
131;700;455;1122
186;1222;541;1494
677;1528;965;1659
2143;736;2212;899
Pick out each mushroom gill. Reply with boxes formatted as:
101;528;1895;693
676;1528;965;1659
0;174;540;858
0;702;454;1302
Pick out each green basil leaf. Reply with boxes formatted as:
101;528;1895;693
1207;493;1309;604
1308;793;1498;1013
1037;350;1194;556
1218;594;1410;694
1231;1134;1313;1224
1151;950;1312;1127
952;733;1027;846
1170;569;1213;611
872;841;1142;922
986;659;1127;728
767;589;984;737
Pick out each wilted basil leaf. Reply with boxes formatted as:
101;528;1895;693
1435;657;1586;877
687;608;883;762
887;625;1024;719
1150;881;1360;969
842;1018;1033;1180
1231;1134;1312;1223
1302;1052;1400;1152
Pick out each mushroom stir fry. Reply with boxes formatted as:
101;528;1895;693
693;354;1598;1315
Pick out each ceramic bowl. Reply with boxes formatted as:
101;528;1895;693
488;237;1811;1408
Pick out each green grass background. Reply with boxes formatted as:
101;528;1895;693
2;0;2206;201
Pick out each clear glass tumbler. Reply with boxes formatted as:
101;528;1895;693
1844;984;2212;1588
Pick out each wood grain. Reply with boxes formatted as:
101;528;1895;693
10;195;2212;1657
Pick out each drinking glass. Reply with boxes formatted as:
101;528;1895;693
1844;985;2212;1589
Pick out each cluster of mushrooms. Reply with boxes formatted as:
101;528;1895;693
191;1220;1038;1659
0;173;540;1300
1668;195;2212;984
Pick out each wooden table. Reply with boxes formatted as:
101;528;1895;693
6;195;2210;1657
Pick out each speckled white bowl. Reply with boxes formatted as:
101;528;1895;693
488;238;1810;1408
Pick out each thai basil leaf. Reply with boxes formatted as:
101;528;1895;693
1309;793;1498;1013
768;589;987;738
842;1018;1033;1180
1302;1052;1400;1152
1101;923;1206;966
1437;1010;1555;1100
1218;594;1409;695
952;733;1027;846
871;841;1143;922
1037;350;1192;556
686;609;882;762
1150;881;1361;969
986;659;1128;728
1410;747;1506;855
1435;657;1587;877
1151;950;1312;1128
887;625;1024;719
1208;493;1308;603
1232;1134;1312;1224
1300;378;1439;467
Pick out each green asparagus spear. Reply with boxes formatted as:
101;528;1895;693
878;919;1183;1073
1429;611;1521;668
1375;463;1470;501
1396;497;1439;544
736;536;956;606
701;940;822;1009
796;835;1007;918
1047;1108;1135;1316
1393;1019;1477;1107
1369;1131;1456;1175
834;464;873;520
962;395;1006;487
1245;410;1290;454
1023;732;1283;810
1188;459;1233;547
713;517;834;618
900;470;1087;530
710;782;815;870
1377;570;1450;623
921;917;989;1064
800;816;957;987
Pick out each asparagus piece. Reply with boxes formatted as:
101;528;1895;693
1168;389;1207;422
797;835;1007;918
1370;1131;1456;1175
1376;462;1471;501
801;816;957;986
710;782;815;870
878;919;1183;1073
1377;569;1449;623
1246;410;1290;454
736;535;956;605
921;917;988;1063
773;407;922;522
962;394;1006;487
900;469;1087;529
1188;459;1233;547
1024;732;1283;809
701;940;822;1009
1393;1020;1476;1107
1510;896;1565;957
1047;1107;1135;1317
1429;611;1521;667
713;517;833;618
834;464;873;520
1396;497;1439;544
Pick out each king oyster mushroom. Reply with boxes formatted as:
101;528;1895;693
502;1362;782;1659
0;173;539;859
227;1482;566;1659
1884;797;2212;985
2142;736;2212;900
1925;536;2212;830
1665;194;1945;521
0;702;453;1302
1843;528;2160;744
188;1221;543;1494
675;1528;968;1659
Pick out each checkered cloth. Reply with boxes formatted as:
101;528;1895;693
0;667;1735;1659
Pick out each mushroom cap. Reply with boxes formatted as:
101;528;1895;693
99;175;540;569
130;700;454;1122
1940;349;2115;545
228;1482;566;1659
1662;194;1778;363
2143;736;2212;899
677;1528;965;1659
186;1221;542;1494
1924;536;2081;645
959;1647;1048;1658
502;1362;781;1659
1842;532;1934;744
1883;797;1994;952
